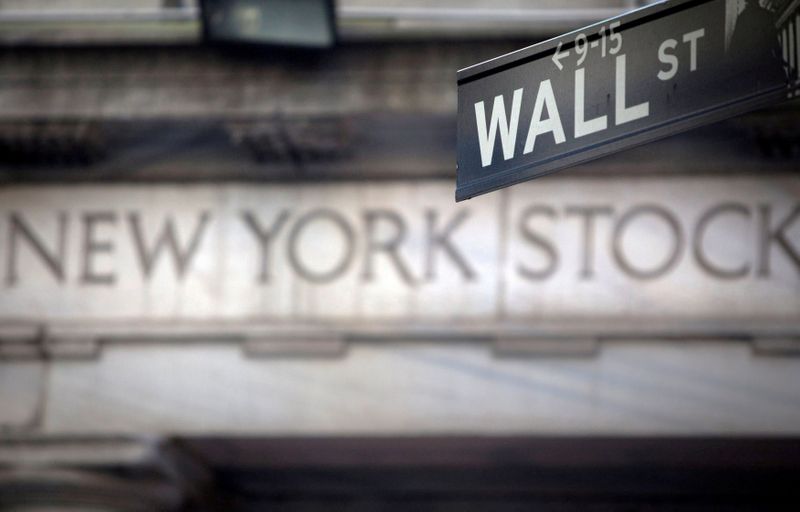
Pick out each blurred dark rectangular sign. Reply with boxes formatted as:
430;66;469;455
201;0;336;48
456;0;799;201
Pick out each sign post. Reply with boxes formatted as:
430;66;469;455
456;0;799;201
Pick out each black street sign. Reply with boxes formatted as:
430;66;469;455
456;0;799;201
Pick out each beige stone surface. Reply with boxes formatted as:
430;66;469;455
28;340;800;435
0;362;44;430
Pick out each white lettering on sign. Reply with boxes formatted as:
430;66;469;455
575;66;608;138
551;20;622;70
658;39;680;81
658;28;706;81
523;79;565;155
473;22;711;168
475;54;655;163
615;54;650;125
474;89;523;167
683;28;706;71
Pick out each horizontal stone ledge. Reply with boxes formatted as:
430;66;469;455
243;336;348;359
1;318;798;360
751;337;800;357
493;337;599;358
0;435;157;468
0;323;42;359
33;316;800;335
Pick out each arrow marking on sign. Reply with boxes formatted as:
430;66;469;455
552;41;570;71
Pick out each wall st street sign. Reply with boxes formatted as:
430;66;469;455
456;0;800;201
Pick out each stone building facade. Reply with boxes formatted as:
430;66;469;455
0;1;799;510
